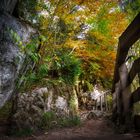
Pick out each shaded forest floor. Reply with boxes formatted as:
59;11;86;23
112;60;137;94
1;118;140;140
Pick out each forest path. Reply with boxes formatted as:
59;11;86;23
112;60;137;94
2;118;140;140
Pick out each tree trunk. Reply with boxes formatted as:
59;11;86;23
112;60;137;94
119;63;133;130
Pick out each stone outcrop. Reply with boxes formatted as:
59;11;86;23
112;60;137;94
0;0;36;108
13;85;79;130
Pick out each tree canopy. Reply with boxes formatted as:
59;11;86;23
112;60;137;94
15;0;130;90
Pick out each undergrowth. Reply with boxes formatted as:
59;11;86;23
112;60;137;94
40;111;81;130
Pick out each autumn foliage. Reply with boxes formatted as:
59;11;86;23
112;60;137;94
18;0;129;89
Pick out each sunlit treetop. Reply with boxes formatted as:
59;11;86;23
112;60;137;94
17;0;129;86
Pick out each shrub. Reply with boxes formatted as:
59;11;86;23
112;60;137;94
40;111;81;130
47;48;82;84
40;111;56;130
59;116;81;127
0;102;12;121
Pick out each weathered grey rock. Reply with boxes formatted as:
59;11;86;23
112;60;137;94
33;87;48;95
14;86;79;130
55;96;67;110
0;12;36;108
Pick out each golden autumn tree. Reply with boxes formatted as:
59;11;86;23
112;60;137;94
18;0;129;89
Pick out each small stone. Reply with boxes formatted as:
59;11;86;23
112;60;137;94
45;132;48;135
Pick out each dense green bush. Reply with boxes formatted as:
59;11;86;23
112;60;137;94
46;48;82;84
40;111;81;130
40;111;56;130
59;116;81;127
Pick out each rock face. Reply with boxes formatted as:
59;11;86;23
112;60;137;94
0;1;36;108
13;85;79;130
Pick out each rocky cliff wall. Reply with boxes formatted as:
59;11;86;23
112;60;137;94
0;0;36;108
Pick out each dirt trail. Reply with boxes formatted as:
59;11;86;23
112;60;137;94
1;118;140;140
